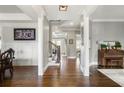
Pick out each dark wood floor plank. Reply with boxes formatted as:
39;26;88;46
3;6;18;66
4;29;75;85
0;57;120;87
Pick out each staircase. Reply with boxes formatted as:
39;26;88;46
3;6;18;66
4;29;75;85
49;41;61;66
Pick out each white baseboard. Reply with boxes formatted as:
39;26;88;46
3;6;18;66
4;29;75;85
90;61;98;66
80;65;89;76
48;62;60;66
83;72;89;76
14;59;38;66
68;56;76;59
38;63;48;76
43;63;49;73
80;65;84;74
13;64;38;66
43;62;60;73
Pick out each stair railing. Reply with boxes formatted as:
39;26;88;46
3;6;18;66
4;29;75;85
49;41;61;63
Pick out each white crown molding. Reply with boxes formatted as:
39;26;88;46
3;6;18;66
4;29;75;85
92;19;124;22
17;5;38;21
84;6;98;16
32;5;46;16
0;22;37;27
0;13;32;21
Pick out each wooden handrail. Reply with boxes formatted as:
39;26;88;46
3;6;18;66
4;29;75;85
49;41;61;63
49;41;58;48
56;46;60;63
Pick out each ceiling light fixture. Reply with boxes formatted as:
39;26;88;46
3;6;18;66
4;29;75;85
70;22;74;26
59;5;68;11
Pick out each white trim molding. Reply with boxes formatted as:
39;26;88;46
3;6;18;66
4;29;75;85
38;14;44;76
92;19;124;22
43;62;60;74
0;13;32;21
80;64;84;74
90;61;98;66
67;56;76;59
43;63;49;73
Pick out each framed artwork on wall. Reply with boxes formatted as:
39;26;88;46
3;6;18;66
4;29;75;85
69;39;73;44
14;28;36;40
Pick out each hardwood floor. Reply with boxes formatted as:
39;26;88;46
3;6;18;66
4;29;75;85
0;56;120;87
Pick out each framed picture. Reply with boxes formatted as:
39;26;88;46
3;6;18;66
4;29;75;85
69;39;73;44
14;28;36;40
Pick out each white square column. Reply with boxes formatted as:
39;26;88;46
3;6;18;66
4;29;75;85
38;14;44;76
80;15;90;76
0;27;2;50
83;15;90;76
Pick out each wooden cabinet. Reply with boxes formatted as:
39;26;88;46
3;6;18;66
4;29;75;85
98;49;124;67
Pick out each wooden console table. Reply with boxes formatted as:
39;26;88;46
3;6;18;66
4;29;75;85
98;49;124;68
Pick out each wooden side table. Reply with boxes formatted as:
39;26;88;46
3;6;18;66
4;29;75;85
0;61;3;82
104;55;124;68
111;59;123;68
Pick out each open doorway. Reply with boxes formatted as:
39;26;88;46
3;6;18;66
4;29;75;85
76;34;81;58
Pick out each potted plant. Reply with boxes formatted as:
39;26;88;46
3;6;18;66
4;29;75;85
115;41;122;49
111;45;115;49
101;44;107;49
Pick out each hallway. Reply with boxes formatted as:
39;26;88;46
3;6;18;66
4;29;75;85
42;57;120;87
0;56;120;87
42;57;89;86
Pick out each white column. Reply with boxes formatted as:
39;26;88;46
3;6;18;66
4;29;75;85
0;26;2;50
0;27;2;50
49;22;52;54
38;14;44;76
83;15;90;76
80;15;84;75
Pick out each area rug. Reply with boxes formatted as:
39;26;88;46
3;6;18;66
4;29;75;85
98;69;124;87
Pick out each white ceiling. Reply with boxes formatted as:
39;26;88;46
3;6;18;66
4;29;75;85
2;5;124;22
0;5;23;13
44;5;86;30
44;5;86;21
0;5;34;22
91;5;124;21
44;5;97;30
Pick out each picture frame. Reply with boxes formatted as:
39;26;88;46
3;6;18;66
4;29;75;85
14;28;36;40
69;39;73;44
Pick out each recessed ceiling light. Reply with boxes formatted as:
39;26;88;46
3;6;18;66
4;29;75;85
59;5;68;11
70;22;74;26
